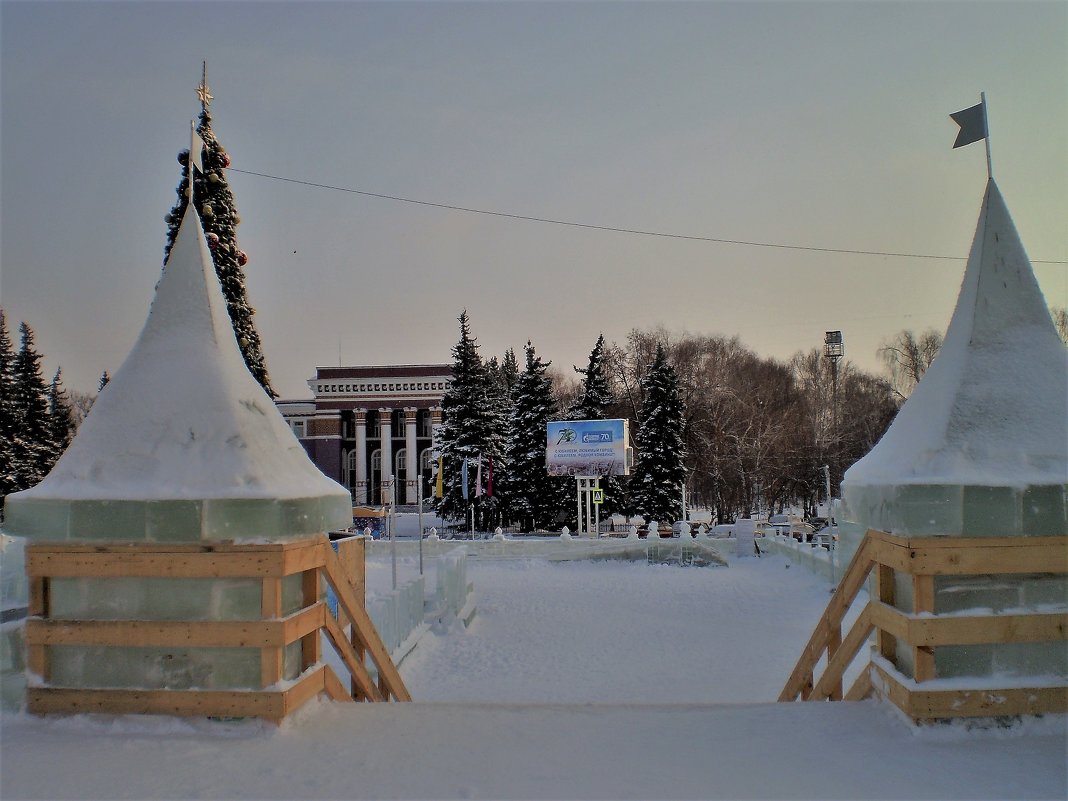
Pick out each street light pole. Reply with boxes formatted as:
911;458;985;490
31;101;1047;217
824;331;844;500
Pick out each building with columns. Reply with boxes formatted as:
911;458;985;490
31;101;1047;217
276;365;451;506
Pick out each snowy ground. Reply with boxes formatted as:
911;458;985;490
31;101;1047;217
2;547;1065;800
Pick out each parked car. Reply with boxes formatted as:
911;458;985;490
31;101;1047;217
768;514;816;542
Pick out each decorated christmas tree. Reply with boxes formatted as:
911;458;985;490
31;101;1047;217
163;64;275;397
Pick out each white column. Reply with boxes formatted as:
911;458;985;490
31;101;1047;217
379;407;393;504
354;409;368;505
405;407;418;504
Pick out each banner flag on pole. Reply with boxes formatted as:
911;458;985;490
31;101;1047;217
475;456;483;498
462;457;469;501
950;101;987;149
435;456;443;499
487;456;494;497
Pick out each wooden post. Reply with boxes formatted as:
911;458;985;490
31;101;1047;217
912;573;936;682
301;566;321;671
336;536;367;699
875;564;897;663
260;577;283;688
27;577;49;681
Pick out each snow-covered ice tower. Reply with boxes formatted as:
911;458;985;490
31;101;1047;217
3;203;351;542
838;178;1067;681
2;200;352;696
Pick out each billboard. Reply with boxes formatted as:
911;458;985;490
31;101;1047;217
546;419;631;477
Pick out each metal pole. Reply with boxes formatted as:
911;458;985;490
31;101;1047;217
981;91;992;180
823;464;835;587
417;478;424;576
576;476;583;536
594;477;601;537
389;488;397;590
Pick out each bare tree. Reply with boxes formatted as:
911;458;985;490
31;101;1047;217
878;328;943;400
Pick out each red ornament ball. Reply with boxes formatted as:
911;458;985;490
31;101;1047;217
206;232;220;249
237;250;249;266
220;152;231;168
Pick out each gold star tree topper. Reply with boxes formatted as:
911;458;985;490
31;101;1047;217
196;62;213;109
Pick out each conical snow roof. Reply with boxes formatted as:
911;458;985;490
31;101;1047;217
3;204;351;541
844;179;1068;488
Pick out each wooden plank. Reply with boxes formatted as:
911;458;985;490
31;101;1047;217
261;647;283;689
323;666;354;702
321;547;411;702
826;624;843;701
914;611;1068;646
912;574;936;682
300;569;321;670
282;539;329;577
321;611;382;701
908;538;1067;576
27;686;284;719
280;666;328;720
844;666;873;701
27;550;288;579
872;662;1068;720
867;534;912;572
809;605;873;702
874;564;897;663
24;606;323;649
868;601;909;642
779;536;875;702
28;577;47;616
26;540;314;556
28;577;49;682
262;577;283;619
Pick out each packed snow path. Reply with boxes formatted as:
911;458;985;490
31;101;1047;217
398;552;837;704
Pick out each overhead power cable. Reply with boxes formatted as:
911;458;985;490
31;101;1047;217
228;168;1066;265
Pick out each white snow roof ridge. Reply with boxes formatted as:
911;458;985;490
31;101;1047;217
844;179;1068;487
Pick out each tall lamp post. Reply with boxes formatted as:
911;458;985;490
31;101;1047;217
823;331;844;511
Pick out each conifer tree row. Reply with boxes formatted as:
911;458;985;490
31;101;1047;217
0;311;76;506
163;67;275;397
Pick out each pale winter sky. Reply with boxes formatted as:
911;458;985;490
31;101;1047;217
2;1;1065;400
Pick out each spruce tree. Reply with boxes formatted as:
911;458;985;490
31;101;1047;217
507;341;567;532
11;323;55;489
435;312;499;527
0;311;19;502
163;65;275;397
48;368;76;455
569;334;623;517
481;351;518;528
630;344;687;523
569;335;613;421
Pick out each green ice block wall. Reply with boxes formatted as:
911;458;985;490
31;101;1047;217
2;494;353;542
837;482;1067;565
45;573;307;691
836;484;1067;683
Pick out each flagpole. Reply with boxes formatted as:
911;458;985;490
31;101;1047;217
981;91;992;180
